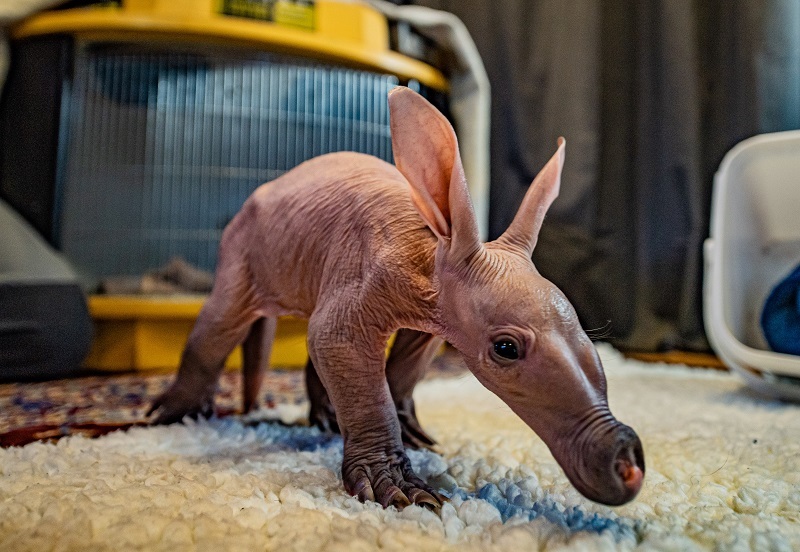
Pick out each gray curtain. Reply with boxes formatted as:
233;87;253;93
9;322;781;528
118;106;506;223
413;0;800;352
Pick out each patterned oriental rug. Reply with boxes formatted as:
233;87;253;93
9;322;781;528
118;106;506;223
1;345;799;550
0;369;305;447
0;350;467;447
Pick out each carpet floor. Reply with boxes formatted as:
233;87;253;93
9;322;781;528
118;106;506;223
1;345;799;551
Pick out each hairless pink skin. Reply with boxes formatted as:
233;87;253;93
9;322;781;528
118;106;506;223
149;87;644;509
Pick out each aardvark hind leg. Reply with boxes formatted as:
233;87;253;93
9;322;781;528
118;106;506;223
386;329;442;450
242;316;278;413
306;356;339;433
149;244;259;424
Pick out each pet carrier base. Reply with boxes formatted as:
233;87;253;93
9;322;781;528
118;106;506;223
85;296;309;370
3;0;449;371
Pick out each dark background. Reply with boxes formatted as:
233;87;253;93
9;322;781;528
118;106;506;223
397;0;800;352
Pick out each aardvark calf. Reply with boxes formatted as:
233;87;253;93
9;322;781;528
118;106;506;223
149;87;645;509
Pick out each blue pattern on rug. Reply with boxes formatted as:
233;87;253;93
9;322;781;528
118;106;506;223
471;482;636;539
243;419;341;452
214;419;638;541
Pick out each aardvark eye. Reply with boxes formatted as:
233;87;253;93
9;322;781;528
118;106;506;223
493;340;519;360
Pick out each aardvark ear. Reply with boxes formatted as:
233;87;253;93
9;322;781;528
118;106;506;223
388;86;481;262
496;138;565;256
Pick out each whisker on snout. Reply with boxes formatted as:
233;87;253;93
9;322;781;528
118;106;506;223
584;320;613;342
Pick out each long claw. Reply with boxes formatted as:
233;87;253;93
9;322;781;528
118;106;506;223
381;485;411;509
407;488;441;510
351;478;375;503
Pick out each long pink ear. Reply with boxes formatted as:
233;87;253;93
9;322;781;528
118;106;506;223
496;138;565;256
389;87;481;261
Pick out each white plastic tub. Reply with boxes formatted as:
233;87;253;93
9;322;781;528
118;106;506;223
704;130;800;399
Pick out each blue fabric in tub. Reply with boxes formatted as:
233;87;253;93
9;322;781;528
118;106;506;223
761;262;800;356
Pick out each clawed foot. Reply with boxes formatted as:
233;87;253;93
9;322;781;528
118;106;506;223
344;447;445;510
147;382;215;425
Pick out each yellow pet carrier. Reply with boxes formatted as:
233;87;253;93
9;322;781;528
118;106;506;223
1;0;448;371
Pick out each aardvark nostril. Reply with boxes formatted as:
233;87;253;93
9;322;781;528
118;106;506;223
614;438;645;495
616;458;644;491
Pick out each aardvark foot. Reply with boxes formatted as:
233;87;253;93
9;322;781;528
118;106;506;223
147;381;215;425
343;446;445;510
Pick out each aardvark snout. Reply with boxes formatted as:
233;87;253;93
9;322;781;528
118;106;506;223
609;428;645;505
560;421;645;506
592;424;644;506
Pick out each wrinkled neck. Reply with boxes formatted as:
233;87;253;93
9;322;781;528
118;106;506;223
386;229;446;336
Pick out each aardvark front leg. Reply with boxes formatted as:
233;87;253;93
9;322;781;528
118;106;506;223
307;311;443;509
306;328;441;449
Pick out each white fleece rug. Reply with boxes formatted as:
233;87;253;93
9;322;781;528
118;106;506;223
1;345;799;551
